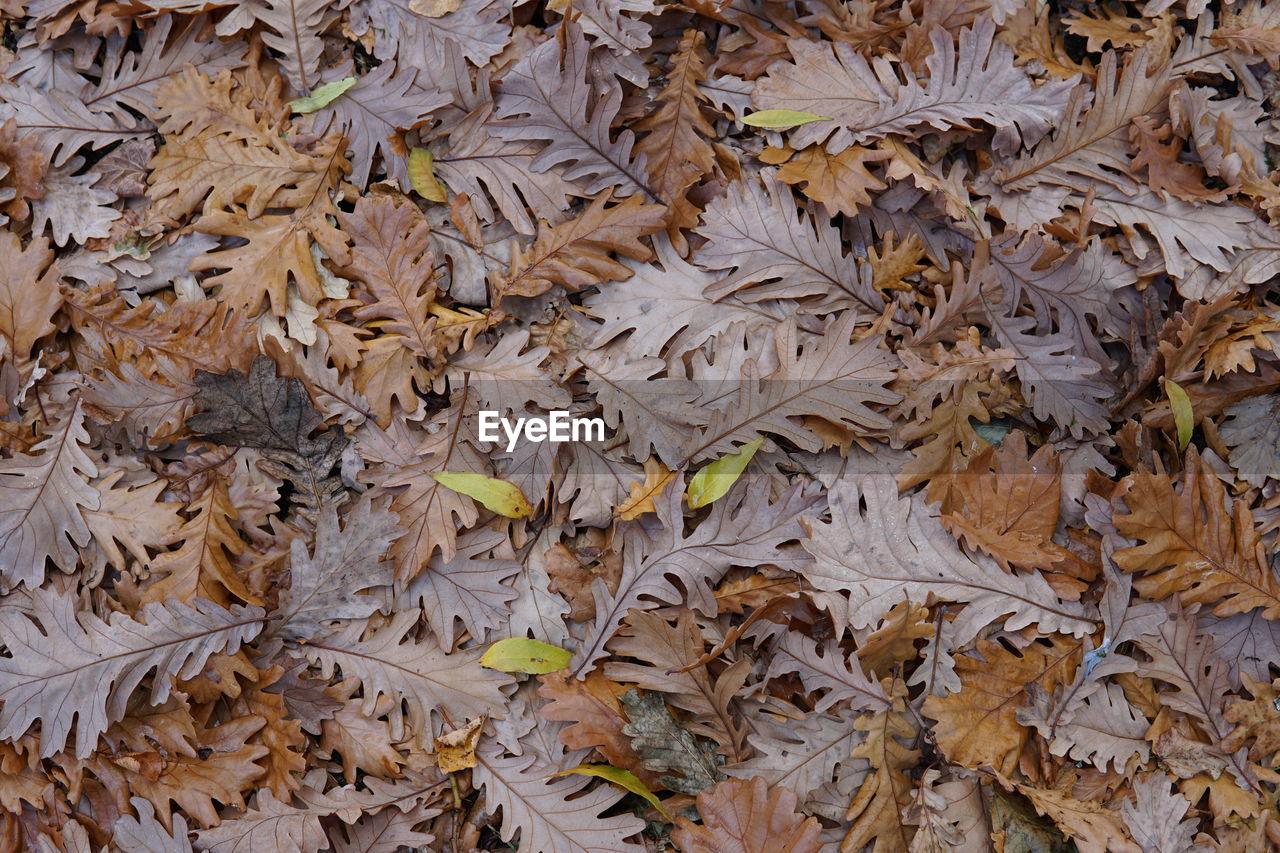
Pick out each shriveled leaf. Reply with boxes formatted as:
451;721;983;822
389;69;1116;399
289;77;357;114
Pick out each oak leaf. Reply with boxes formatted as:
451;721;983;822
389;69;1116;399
671;776;822;853
801;474;1093;645
491;193;665;302
755;17;1075;153
0;587;264;758
0;400;100;586
923;636;1081;774
1113;448;1280;618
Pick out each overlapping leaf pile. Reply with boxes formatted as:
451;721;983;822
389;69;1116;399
2;0;1280;849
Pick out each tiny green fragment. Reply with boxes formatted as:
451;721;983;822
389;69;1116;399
432;472;532;518
481;638;571;674
288;77;357;114
554;764;669;818
408;148;447;202
742;109;832;129
686;438;763;509
1165;378;1194;451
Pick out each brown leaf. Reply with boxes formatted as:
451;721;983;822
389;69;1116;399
491;193;666;302
672;776;822;853
633;29;717;250
538;669;659;786
941;431;1068;574
773;144;890;216
923;635;1081;775
1114;448;1280;618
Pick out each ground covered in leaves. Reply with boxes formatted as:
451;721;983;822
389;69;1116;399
3;0;1280;850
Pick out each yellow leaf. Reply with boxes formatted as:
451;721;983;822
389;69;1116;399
1163;378;1194;451
408;0;461;16
554;764;669;818
617;457;675;520
408;149;447;202
742;109;832;129
434;715;485;773
480;638;571;674
431;472;532;518
686;438;763;509
288;77;357;114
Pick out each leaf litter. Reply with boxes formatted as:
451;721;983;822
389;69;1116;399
0;0;1279;850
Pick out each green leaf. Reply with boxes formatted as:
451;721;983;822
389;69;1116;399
554;764;669;818
431;472;532;518
1165;378;1194;451
685;438;763;509
742;109;832;129
288;77;357;114
408;148;447;202
480;638;571;674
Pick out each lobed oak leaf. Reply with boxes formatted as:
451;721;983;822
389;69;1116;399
842;683;919;853
1113;448;1280;618
672;776;822;853
923;635;1081;775
537;669;659;786
0;400;100;586
339;194;437;361
490;192;666;302
724;708;865;807
114;797;194;852
326;801;439;853
275;496;401;641
318;683;406;780
941;431;1067;574
0;118;47;220
473;740;646;853
632;29;717;247
301;611;512;748
755;17;1075;154
363;0;511;70
773;144;890;217
1121;773;1212;853
1219;394;1280;486
492;24;651;198
986;49;1169;203
1136;608;1260;792
147;127;348;221
765;631;889;714
88;711;270;831
604;610;752;754
801;474;1093;645
431;102;581;236
573;476;818;677
141;477;257;606
250;0;335;93
194;789;328;853
1012;782;1141;853
0;229;61;379
356;409;487;574
1017;681;1150;772
695;172;879;309
30;156;121;246
689;312;901;463
397;526;520;649
190;204;347;321
0;587;264;759
0;81;147;167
